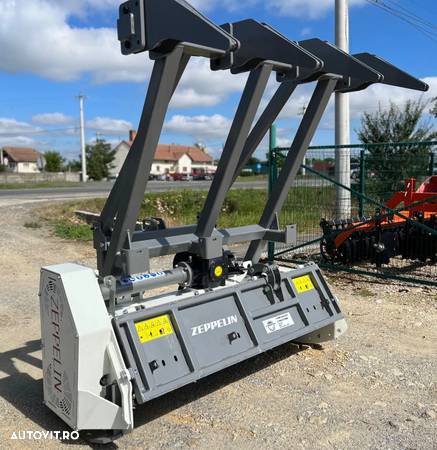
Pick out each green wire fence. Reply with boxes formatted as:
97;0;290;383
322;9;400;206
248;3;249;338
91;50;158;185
268;137;437;286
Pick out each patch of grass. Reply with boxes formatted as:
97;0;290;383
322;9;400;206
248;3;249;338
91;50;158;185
280;185;336;231
0;181;82;190
54;221;93;241
235;175;268;182
24;221;42;229
37;187;328;241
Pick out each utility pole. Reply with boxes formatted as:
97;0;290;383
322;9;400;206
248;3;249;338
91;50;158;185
298;104;307;176
78;94;87;182
335;0;351;218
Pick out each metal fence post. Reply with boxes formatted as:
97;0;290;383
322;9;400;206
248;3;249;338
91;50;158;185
359;149;365;217
268;124;277;262
429;151;435;176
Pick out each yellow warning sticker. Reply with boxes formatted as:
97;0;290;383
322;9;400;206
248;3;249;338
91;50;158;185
135;315;174;343
292;275;315;294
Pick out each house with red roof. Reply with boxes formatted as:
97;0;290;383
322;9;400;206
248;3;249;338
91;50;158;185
110;131;216;178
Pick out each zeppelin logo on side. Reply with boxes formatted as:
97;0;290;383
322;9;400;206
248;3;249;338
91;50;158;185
191;315;238;336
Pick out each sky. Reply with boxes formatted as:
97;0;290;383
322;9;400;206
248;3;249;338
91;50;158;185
0;0;437;161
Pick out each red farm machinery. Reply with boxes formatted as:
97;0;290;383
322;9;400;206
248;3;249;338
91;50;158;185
321;176;437;266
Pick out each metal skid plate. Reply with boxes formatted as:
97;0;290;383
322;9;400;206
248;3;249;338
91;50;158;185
113;264;346;405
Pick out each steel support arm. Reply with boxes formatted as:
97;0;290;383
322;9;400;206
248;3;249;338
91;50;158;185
245;77;339;263
124;224;296;261
98;53;190;234
232;81;297;183
196;63;273;239
99;47;187;276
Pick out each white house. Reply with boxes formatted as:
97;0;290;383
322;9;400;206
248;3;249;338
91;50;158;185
110;131;216;178
0;147;42;173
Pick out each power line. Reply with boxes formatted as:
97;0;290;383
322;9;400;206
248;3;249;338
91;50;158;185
405;0;437;16
365;0;437;44
384;0;437;31
366;0;437;41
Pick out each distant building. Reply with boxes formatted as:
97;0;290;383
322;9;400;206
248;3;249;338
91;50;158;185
0;147;43;173
110;131;216;178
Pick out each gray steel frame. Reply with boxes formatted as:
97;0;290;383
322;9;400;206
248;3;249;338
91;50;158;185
96;0;429;278
196;63;273;238
245;76;339;262
98;48;188;276
244;43;429;263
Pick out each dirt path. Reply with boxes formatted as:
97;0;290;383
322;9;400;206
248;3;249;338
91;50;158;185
0;202;435;450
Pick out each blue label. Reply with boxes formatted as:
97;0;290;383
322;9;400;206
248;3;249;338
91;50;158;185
119;271;166;287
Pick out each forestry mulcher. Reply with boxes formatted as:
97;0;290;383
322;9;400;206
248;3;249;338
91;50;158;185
39;0;428;442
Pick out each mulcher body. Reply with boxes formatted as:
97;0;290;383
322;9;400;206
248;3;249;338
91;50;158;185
39;0;428;439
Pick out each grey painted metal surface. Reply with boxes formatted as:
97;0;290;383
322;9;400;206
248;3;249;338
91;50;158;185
244;42;428;263
40;264;134;431
118;0;238;57
232;81;298;183
298;38;382;87
112;264;346;404
98;48;187;276
101;268;189;300
246;77;339;263
121;224;296;274
197;20;322;240
213;19;321;74
196;64;273;239
343;53;429;93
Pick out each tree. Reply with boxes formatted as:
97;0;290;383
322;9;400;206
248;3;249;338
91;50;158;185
86;140;115;181
66;160;82;172
357;99;436;200
358;99;434;143
44;151;65;172
247;156;260;166
431;98;437;118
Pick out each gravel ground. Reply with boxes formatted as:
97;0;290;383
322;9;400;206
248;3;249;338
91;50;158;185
0;201;436;450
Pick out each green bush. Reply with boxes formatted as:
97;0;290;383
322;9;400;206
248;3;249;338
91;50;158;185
54;221;93;241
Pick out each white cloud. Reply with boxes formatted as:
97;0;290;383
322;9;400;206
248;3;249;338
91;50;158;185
300;27;312;37
0;118;41;147
349;76;437;118
0;0;149;83
265;0;366;19
0;0;247;107
86;116;133;134
190;0;257;12
0;135;37;147
272;77;437;124
0;118;40;136
32;112;74;125
171;89;221;108
53;0;119;16
164;114;232;141
171;58;247;108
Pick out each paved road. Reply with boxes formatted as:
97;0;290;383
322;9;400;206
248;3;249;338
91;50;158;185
0;177;326;203
0;180;268;202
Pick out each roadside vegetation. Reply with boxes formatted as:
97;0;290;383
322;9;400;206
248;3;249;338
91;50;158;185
37;187;328;241
0;181;84;190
